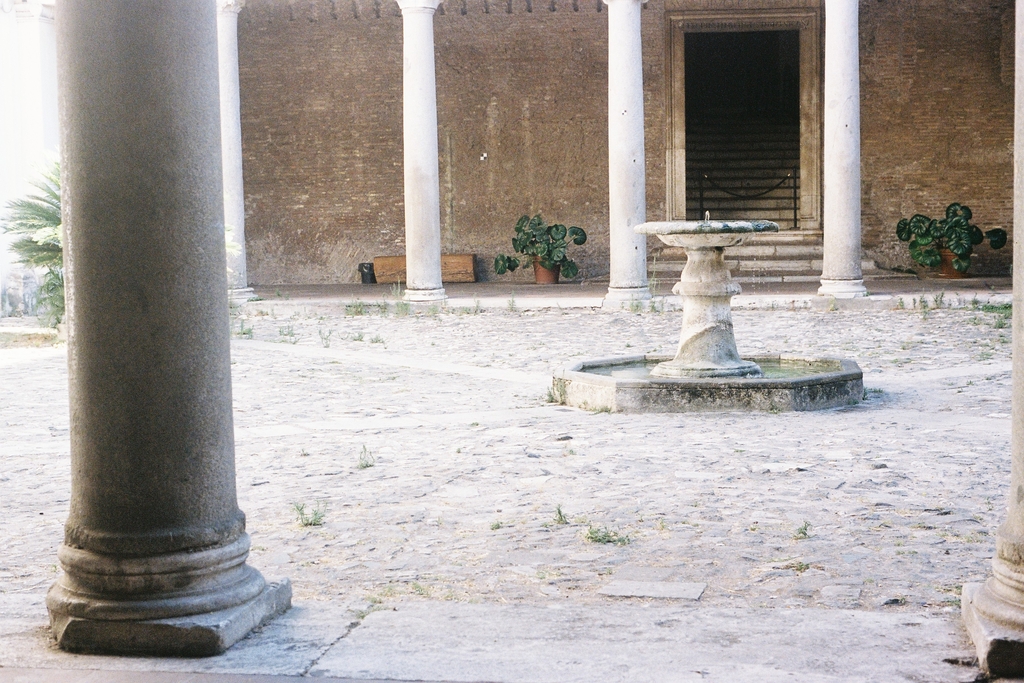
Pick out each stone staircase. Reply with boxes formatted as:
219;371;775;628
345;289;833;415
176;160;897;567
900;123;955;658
649;120;906;285
648;230;896;286
685;121;801;228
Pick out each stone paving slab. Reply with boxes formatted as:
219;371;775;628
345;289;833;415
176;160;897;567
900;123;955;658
310;601;974;683
596;580;707;599
0;593;980;683
0;593;357;677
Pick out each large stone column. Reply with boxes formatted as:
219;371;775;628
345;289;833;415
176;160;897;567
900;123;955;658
398;0;445;303
962;0;1024;675
604;0;650;305
217;0;253;301
48;0;289;656
818;0;866;299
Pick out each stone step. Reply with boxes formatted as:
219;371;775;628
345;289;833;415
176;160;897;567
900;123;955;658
687;156;801;167
687;147;800;157
687;135;799;146
649;267;916;285
686;199;801;210
687;168;801;180
651;244;824;261
649;259;878;273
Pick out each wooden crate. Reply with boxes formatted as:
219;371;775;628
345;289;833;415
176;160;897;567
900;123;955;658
372;254;476;284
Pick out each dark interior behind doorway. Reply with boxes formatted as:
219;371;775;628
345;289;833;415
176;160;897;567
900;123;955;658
684;31;801;227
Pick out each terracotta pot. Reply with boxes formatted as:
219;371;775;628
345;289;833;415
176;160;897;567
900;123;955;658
937;248;968;279
533;259;560;284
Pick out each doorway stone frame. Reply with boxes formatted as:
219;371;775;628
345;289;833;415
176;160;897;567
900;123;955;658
664;0;823;232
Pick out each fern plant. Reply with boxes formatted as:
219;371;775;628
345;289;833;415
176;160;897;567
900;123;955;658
2;162;64;326
896;202;1007;274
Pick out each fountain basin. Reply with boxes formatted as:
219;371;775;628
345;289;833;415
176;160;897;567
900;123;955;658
552;354;863;413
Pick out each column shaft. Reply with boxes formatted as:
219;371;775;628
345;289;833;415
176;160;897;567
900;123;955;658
818;0;866;298
47;0;288;656
399;0;445;302
605;0;649;304
217;0;251;297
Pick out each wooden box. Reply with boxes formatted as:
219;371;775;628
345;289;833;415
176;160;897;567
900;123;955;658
372;254;476;284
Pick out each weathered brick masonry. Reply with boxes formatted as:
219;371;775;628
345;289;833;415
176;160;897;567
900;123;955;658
238;0;1012;284
860;0;1014;275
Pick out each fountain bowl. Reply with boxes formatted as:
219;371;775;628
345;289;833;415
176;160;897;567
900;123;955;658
552;354;863;413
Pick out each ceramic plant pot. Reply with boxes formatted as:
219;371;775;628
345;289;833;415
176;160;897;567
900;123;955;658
534;259;560;284
937;248;968;279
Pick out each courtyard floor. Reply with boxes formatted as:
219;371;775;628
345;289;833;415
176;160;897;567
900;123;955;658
0;279;1021;681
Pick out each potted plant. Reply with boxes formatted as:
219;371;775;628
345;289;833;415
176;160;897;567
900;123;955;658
493;214;587;284
896;203;1007;278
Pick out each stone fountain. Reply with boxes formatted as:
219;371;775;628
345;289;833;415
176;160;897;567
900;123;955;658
552;219;863;412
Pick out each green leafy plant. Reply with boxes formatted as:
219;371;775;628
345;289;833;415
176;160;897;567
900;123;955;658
1;162;63;325
494;214;587;280
357;445;376;469
293;501;327;527
896;203;1007;274
585;525;630;545
554;505;569;525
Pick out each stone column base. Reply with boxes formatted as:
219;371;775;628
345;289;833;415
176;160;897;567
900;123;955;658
603;286;651;307
817;279;867;299
229;287;256;304
49;579;291;657
963;581;1024;677
404;287;447;303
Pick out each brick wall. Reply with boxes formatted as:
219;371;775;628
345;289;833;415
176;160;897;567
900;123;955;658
860;0;1014;275
238;0;665;284
238;0;1014;284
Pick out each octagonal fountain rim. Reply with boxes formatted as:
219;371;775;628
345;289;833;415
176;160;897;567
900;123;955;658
556;354;863;389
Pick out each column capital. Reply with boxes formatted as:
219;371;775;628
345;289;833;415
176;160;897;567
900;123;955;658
217;0;245;15
602;0;647;5
397;0;441;14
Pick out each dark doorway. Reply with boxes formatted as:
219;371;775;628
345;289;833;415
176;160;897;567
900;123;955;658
684;31;801;227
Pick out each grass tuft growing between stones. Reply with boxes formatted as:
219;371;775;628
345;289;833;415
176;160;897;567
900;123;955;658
293;501;327;527
357;445;376;469
554;505;569;525
585;526;629;545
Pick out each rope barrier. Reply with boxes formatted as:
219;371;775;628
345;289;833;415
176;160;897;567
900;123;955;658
699;171;794;199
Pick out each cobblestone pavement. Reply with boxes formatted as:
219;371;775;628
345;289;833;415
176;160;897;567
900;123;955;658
0;298;1015;632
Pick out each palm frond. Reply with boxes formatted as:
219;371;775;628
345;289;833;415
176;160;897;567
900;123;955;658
2;161;62;270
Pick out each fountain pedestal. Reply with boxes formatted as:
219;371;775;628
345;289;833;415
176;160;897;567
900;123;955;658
637;221;778;378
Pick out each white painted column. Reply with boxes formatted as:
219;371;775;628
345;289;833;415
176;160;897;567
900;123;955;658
397;0;445;303
818;0;866;298
217;0;253;300
962;1;1024;675
604;0;650;304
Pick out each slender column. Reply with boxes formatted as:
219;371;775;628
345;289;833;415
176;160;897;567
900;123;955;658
962;0;1024;675
818;0;866;298
398;0;445;302
604;0;650;304
48;0;289;656
217;0;253;300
